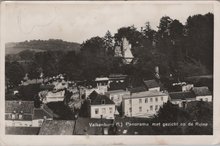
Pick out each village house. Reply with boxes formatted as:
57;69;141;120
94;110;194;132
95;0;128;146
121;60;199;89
169;91;196;108
122;90;169;118
88;92;116;119
95;77;109;94
143;79;160;91
105;90;130;106
5;100;53;127
192;86;212;102
43;90;65;103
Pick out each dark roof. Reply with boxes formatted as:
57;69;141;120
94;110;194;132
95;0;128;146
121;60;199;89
89;94;115;105
128;86;147;93
143;79;160;89
5;100;34;114
33;106;53;120
192;87;212;96
5;127;40;135
169;91;196;100
38;120;75;135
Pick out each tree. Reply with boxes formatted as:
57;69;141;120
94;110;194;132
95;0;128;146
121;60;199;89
103;30;114;56
5;61;25;87
28;62;42;81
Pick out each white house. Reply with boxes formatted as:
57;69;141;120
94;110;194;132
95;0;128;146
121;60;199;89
169;91;196;108
192;86;212;102
105;90;130;106
95;77;109;94
44;90;65;103
143;80;160;91
89;92;115;119
122;91;169;118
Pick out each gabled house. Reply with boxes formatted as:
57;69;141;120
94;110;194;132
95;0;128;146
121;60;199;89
5;101;34;127
143;79;160;91
38;120;75;135
169;91;196;108
5;100;53;127
122;90;169;118
88;91;115;119
105;90;130;106
192;86;212;102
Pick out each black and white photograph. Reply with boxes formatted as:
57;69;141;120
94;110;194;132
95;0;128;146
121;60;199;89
1;1;217;140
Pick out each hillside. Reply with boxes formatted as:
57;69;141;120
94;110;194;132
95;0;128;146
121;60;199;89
5;39;81;55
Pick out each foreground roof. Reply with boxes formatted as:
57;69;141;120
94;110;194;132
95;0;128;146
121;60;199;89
38;120;75;135
5;100;34;114
5;127;40;135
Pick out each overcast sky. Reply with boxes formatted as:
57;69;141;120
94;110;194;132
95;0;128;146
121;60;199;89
5;2;213;43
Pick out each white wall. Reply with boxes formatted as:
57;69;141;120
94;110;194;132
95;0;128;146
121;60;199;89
5;120;32;127
148;87;160;92
107;92;130;106
122;95;168;118
91;104;115;119
196;95;212;102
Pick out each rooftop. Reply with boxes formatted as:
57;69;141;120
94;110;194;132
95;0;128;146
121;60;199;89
89;91;115;105
169;91;196;100
5;127;40;135
192;86;212;96
143;79;160;88
38;120;75;135
123;90;167;99
5;100;35;114
105;89;129;94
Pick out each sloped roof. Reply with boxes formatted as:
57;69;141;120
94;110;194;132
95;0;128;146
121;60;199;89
143;79;160;89
128;86;147;93
105;90;129;95
5;100;34;114
90;94;115;105
33;107;53;120
38;120;75;135
192;86;212;96
169;91;196;100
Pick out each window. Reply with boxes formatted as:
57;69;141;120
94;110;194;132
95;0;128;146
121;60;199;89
101;100;105;104
129;99;132;104
129;107;132;113
150;105;153;111
139;99;142;104
11;114;15;120
18;114;23;120
145;98;148;103
139;107;142;112
150;98;153;102
161;96;163;101
109;107;113;114
102;108;106;114
155;97;158;102
95;108;99;114
155;105;159;111
205;98;208;102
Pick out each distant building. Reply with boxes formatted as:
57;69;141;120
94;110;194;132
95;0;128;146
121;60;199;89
122;91;169;118
5;101;53;127
192;86;212;102
38;120;75;135
143;79;160;91
105;90;130;106
169;91;196;108
89;92;116;119
108;74;128;91
95;77;109;94
44;90;65;103
114;37;134;64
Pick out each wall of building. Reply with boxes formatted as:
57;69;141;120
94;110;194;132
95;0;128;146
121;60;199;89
196;95;212;102
148;87;160;92
90;104;115;119
122;95;168;118
106;92;130;106
5;120;32;127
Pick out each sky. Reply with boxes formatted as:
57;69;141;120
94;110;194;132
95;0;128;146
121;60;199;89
4;1;213;43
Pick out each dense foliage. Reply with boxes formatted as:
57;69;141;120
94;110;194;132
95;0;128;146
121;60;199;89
5;13;213;87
